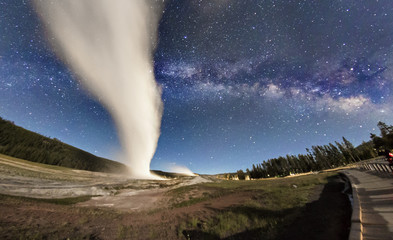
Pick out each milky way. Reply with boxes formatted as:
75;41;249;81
0;0;392;174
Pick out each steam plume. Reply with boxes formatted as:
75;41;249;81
168;164;196;176
34;0;164;179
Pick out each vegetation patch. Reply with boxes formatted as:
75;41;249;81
176;172;337;239
0;193;93;205
0;117;127;173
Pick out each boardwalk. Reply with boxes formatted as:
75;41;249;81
342;168;393;240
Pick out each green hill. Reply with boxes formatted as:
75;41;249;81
0;117;127;173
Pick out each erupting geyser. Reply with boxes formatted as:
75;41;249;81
34;0;164;179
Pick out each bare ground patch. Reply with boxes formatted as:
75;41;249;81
0;156;351;239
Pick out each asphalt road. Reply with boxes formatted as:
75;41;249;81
342;168;393;240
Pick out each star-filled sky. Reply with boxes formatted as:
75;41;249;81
1;0;392;174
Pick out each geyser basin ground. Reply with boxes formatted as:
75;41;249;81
0;154;351;239
0;154;206;203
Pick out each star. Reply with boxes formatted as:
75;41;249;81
0;0;392;174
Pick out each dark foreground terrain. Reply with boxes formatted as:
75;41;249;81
276;174;351;240
0;155;351;240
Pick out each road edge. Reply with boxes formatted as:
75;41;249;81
341;171;362;240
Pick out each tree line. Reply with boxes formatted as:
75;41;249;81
237;122;392;179
370;121;393;152
0;116;127;173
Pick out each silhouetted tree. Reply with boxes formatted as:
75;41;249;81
237;170;246;180
371;121;393;151
245;124;382;179
0;116;127;173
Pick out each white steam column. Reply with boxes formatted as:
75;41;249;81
34;0;164;179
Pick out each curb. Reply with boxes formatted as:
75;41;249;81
342;172;362;240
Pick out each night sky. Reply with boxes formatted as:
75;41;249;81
1;0;392;174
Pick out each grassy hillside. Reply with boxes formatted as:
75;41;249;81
0;117;127;173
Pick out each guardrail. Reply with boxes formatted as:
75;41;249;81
353;156;393;176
